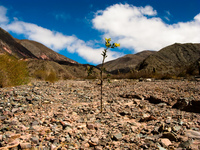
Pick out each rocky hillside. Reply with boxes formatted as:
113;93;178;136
136;43;200;76
18;39;77;64
99;43;200;77
0;27;98;80
0;27;36;59
98;51;155;74
1;26;200;80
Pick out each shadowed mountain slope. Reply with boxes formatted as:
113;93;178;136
18;39;78;64
98;50;155;74
0;27;36;59
136;43;200;76
0;27;98;80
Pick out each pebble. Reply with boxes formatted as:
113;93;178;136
19;142;32;149
0;79;199;149
160;138;172;147
113;132;123;141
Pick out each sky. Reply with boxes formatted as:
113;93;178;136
0;0;200;65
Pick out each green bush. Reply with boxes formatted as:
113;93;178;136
45;71;57;83
0;54;29;87
33;70;48;80
33;70;57;83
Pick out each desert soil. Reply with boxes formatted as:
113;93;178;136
0;79;200;150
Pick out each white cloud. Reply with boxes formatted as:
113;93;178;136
4;21;122;64
0;5;122;64
92;4;200;52
2;3;199;64
0;6;9;23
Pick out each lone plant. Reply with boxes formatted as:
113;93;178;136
99;38;120;112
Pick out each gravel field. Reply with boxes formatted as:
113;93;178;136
0;79;200;150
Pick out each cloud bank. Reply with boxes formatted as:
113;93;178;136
0;5;122;64
0;4;200;64
92;4;200;52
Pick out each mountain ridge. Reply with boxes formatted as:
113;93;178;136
98;50;156;74
1;26;200;80
136;43;200;76
18;39;78;64
0;27;37;59
0;27;98;80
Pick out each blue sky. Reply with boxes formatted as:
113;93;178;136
0;0;200;65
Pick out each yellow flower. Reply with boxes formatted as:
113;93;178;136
105;38;111;43
106;43;111;47
114;43;120;47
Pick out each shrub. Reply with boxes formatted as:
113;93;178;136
33;70;57;83
45;71;57;83
33;70;48;80
0;54;29;87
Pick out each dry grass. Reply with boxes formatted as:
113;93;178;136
33;70;58;83
0;54;29;87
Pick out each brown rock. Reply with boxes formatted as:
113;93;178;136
95;146;103;150
5;140;19;149
139;115;157;122
185;130;200;139
20;142;32;149
0;135;3;141
160;138;172;147
87;123;95;130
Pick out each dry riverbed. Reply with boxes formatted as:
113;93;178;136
0;79;200;149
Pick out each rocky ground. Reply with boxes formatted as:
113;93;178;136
0;79;200;150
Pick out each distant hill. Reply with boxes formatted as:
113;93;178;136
136;43;200;76
0;27;36;59
0;27;98;80
1;27;200;80
98;50;155;74
18;39;77;64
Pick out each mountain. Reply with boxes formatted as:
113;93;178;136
136;43;200;76
98;50;155;74
0;27;36;59
0;27;78;64
17;39;77;64
1;26;200;81
0;27;98;80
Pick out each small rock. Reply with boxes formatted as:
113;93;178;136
11;108;19;113
89;137;99;146
60;121;72;129
0;116;6;121
95;146;103;150
6;140;20;149
157;103;167;107
113;132;123;141
178;140;192;149
20;142;32;149
139;115;157;122
32;120;39;126
172;126;181;132
165;117;171;124
87;123;95;130
157;145;167;150
91;137;99;144
51;144;57;150
185;130;200;139
160;138;172;147
31;137;39;144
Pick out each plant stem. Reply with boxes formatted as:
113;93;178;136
100;48;108;113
